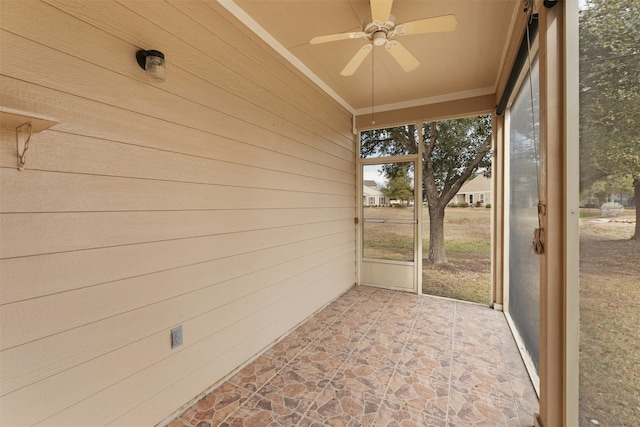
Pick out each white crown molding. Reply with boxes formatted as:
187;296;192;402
354;86;496;116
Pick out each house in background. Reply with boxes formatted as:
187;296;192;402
363;182;389;207
450;175;492;206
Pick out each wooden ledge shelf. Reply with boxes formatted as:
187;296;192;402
0;107;58;132
1;107;58;170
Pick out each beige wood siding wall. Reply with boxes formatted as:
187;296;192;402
0;1;355;425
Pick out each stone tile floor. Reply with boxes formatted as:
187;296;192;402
167;286;539;427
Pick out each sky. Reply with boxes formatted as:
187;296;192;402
363;165;386;187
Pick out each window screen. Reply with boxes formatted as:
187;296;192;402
508;56;540;373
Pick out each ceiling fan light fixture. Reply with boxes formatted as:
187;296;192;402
372;31;387;46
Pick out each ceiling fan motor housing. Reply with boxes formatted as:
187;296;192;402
364;15;396;45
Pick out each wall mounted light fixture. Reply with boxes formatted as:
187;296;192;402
136;49;166;83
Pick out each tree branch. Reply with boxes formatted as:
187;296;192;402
441;135;492;203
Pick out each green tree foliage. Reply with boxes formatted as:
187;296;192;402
422;116;493;195
580;0;640;238
360;115;492;263
360;124;419;158
587;175;634;206
382;165;413;204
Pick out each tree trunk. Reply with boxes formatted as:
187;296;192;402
633;178;639;240
428;204;447;263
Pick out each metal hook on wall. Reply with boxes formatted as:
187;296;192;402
17;122;32;171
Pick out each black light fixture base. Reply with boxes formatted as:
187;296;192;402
136;50;148;70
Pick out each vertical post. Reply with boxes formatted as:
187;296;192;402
355;131;362;288
564;0;581;424
492;113;505;310
502;110;512;313
537;1;579;425
537;3;563;423
416;123;424;295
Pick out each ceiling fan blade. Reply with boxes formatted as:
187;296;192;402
396;15;458;36
370;0;393;22
310;31;366;44
341;44;373;76
385;40;419;72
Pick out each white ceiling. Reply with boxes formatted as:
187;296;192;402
223;0;521;114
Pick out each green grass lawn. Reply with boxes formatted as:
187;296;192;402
579;210;639;427
363;206;492;304
422;207;492;304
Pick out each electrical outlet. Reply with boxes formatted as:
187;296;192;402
171;326;183;349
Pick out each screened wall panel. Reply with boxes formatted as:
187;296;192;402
508;57;540;373
578;1;640;424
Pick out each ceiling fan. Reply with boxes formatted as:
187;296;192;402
310;0;458;76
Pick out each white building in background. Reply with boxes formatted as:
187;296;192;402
450;175;492;206
363;183;389;207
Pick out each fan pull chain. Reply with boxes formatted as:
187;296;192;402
371;47;376;125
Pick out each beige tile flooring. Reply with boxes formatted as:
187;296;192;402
167;286;539;427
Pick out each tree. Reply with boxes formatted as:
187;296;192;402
588;175;634;206
580;0;640;238
361;115;492;263
382;165;413;205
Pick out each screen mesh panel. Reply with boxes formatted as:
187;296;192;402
508;57;540;373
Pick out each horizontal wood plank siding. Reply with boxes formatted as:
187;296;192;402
0;1;355;425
